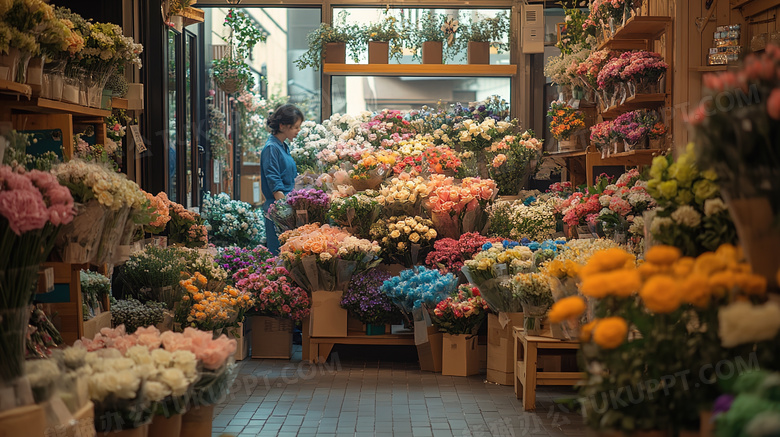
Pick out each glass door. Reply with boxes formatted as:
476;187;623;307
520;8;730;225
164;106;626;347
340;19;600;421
185;30;198;208
166;28;180;201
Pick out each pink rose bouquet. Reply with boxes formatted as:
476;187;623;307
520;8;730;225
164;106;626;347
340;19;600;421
234;262;311;321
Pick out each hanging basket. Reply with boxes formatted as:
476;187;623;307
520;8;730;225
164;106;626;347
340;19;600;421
216;75;246;95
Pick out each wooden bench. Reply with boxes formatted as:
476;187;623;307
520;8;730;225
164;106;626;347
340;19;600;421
513;327;583;411
306;330;415;364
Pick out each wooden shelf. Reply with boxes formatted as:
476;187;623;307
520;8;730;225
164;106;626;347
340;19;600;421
179;7;205;27
10;98;111;117
601;93;667;118
323;63;517;77
691;65;739;72
0;78;32;98
598;16;673;50
591;149;663;166
547;150;587;159
111;97;128;109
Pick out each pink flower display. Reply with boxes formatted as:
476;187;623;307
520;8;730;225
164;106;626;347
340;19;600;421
0;165;75;235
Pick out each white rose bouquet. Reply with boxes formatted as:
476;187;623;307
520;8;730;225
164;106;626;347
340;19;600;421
370;216;437;267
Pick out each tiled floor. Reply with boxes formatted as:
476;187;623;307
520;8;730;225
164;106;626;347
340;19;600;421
214;345;586;437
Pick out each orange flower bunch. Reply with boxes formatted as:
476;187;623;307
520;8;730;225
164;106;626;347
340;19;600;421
279;224;348;259
176;272;254;332
423;146;461;174
547;101;585;140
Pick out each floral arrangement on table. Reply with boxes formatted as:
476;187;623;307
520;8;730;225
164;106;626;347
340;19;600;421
234;262;311;321
461;240;534;313
360;15;407;62
452;118;515;152
487;198;557;242
215;246;273;283
80;270;110;320
201;191;265;248
422;145;461;175
327;193;381;239
349;150;396;191
512;272;555;334
289;121;334;172
279;223;382;292
110;298;166;334
176;272;255;334
295;10;362;70
359;110;415;148
486;131;543;195
567;244;780;435
425;232;498;274
430;285;489;335
369;215;437;267
159;192;208;248
375;173;430;217
691;44;780;286
645;144;737;257
381;266;458;317
340;269;402;326
547;101;585;141
425;176;497;238
285;188;331;225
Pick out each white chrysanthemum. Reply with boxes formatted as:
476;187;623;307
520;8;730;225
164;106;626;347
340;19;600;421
670;205;702;228
719;302;780;348
650;216;673;235
704;198;727;217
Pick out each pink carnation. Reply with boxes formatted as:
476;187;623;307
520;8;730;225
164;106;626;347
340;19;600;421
0;189;50;235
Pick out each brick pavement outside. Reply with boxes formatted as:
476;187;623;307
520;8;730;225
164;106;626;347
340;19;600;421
212;345;587;437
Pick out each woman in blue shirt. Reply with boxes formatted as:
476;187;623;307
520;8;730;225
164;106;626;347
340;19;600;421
261;104;303;254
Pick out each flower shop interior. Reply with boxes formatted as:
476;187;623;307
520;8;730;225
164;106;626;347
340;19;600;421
2;0;780;436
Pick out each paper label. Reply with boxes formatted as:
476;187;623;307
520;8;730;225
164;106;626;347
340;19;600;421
213;161;221;184
129;125;146;154
252;182;260;204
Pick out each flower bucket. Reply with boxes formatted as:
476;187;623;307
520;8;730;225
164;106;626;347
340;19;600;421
62;78;80;104
422;41;443;64
0;48;20;82
725;197;780;288
623;137;647;152
558;138;576;152
25;56;44;87
148;414;182;437
467;41;490;64
521;302;548;336
368;41;389;64
55;200;108;264
96;206;131;264
0;306;32;392
648;136;665;150
637;74;664;94
366;324;386;335
180;405;214;437
323;42;346;64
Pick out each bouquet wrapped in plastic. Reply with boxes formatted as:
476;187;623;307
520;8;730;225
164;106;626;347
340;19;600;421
461;241;534;313
265;199;296;234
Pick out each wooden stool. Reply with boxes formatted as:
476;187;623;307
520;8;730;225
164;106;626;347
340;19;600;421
513;327;582;411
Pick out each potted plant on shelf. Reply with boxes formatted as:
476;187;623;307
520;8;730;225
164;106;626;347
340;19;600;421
165;0;195;31
548;100;585;151
295;11;361;70
409;11;449;64
212;9;267;94
360;15;406;64
459;11;509;65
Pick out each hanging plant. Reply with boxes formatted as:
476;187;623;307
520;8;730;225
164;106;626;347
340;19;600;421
212;8;267;94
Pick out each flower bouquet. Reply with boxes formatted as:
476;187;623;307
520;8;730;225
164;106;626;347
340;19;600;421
279;224;382;292
0;165;74;406
286;188;331;226
340;270;403;330
370;216;437;267
289;121;333;172
380;266;457;324
540;238;620;301
512;272;555;335
81;270;110;320
157;193;208;248
110;298;166;333
119;245;187;308
234;262;311;322
548;101;585;148
590;120;614;156
201;191;265;247
487;198;557;242
349;150;396;190
486;132;543;196
612;110;650;150
326;193;381;239
620;51;667;96
175;272;255;335
376;173;430;218
430;285;489;335
453;118;514;153
461;241;534;313
423;145;461;176
142;191;171;235
215;246;273;283
425;233;492;274
265;199;296;235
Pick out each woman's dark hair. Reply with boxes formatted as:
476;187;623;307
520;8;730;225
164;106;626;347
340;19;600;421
267;104;304;134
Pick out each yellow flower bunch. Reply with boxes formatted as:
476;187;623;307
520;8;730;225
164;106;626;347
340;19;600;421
177;272;255;332
548;295;586;323
579;248;640;299
591;317;629;349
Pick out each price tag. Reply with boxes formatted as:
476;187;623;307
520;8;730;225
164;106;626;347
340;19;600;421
252;181;260;204
129;125;146;154
213;161;220;184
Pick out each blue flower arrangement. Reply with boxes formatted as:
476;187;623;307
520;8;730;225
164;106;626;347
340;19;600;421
380;266;458;314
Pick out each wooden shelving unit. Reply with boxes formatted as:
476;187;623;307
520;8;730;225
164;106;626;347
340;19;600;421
0;78;32;98
179;7;205;27
597;16;673;50
600;93;667;118
322;63;517;77
10;98;111;118
111;97;128;110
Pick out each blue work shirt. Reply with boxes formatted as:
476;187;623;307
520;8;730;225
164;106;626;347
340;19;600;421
260;135;297;211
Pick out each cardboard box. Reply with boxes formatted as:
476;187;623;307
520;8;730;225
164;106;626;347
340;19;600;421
486;312;524;384
82;311;111;341
309;291;347;337
417;327;443;372
251;316;292;359
441;333;480;377
240;175;263;206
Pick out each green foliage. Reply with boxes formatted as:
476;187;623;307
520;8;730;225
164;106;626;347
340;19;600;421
458;11;510;53
360;15;407;62
294;11;362;70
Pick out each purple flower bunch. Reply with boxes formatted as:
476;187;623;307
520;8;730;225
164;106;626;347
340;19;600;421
612;111;648;144
215;246;273;283
597;54;631;89
286;188;331;224
340;269;403;325
620;51;668;82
